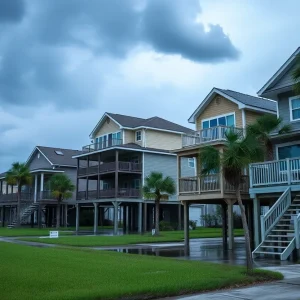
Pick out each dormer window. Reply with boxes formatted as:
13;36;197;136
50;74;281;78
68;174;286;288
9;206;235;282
289;96;300;121
136;131;142;142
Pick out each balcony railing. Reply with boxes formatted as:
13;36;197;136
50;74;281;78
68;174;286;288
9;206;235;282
82;138;123;152
182;126;244;148
0;192;33;202
77;188;141;200
250;157;300;187
78;161;142;176
179;174;249;194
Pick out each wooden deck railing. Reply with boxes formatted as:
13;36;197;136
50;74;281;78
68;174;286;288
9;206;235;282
250;157;300;187
76;188;141;200
0;192;33;202
182;126;244;148
179;174;249;195
78;161;142;176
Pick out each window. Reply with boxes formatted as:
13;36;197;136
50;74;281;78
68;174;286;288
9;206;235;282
95;131;121;149
278;143;300;160
136;131;142;141
201;113;235;129
132;179;140;189
55;150;64;155
188;158;195;168
290;96;300;121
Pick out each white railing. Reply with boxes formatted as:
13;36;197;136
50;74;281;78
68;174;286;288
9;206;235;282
261;188;291;239
182;126;244;147
250;157;300;187
294;213;300;249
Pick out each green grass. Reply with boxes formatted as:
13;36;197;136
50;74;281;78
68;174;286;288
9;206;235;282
21;228;244;247
0;242;282;300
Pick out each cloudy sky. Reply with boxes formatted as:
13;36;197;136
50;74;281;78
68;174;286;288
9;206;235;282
0;0;299;171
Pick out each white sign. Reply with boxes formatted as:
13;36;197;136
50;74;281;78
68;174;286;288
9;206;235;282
152;229;156;236
49;231;59;238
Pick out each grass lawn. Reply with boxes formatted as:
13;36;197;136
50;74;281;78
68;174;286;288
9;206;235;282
0;242;282;300
20;228;244;247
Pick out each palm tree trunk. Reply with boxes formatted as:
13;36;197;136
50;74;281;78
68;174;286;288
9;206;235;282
16;185;21;227
56;196;62;229
155;199;160;235
236;188;253;273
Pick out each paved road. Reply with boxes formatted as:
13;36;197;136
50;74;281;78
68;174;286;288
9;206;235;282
169;265;300;300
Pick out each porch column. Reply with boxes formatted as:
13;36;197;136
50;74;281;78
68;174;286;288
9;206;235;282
253;196;261;248
138;202;142;233
93;203;99;234
221;203;228;249
183;201;190;254
115;150;119;198
126;205;129;234
143;202;147;232
97;153;101;198
34;174;38;203
76;159;79;200
225;199;235;250
38;204;42;229
5;182;8;194
40;173;44;200
2;206;5;227
0;180;2;193
178;204;182;230
64;204;68;227
113;202;119;235
75;204;80;234
177;156;181;196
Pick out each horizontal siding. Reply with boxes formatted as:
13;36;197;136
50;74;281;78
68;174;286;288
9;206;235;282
245;110;264;125
62;168;78;200
144;153;178;201
124;129;135;144
94;117;120;138
196;95;242;130
181;157;196;177
145;130;182;150
269;64;297;91
29;151;52;170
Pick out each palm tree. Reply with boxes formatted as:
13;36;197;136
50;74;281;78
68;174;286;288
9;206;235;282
48;174;75;228
199;131;264;273
5;162;32;227
292;54;300;94
247;114;290;160
142;172;176;235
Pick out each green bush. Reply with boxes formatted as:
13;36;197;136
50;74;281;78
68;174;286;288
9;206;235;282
189;220;197;230
159;221;176;231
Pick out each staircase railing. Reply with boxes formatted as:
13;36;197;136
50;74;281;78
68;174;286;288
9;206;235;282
294;213;300;249
261;187;291;239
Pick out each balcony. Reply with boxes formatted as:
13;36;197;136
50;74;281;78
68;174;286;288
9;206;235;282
77;188;141;200
182;126;244;148
0;191;63;203
179;174;249;195
78;161;142;176
82;138;123;152
250;157;300;188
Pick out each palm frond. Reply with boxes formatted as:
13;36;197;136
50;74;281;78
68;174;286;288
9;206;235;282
199;146;220;175
48;174;75;201
5;162;32;187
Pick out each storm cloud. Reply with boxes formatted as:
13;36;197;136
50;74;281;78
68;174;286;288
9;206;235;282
0;0;239;107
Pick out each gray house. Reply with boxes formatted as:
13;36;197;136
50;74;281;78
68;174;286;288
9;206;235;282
0;146;81;227
250;47;300;260
73;112;196;234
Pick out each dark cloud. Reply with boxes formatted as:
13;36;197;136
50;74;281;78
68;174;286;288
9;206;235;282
0;0;239;107
0;0;25;23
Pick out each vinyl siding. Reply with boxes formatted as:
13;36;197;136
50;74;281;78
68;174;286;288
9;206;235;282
245;110;264;125
145;129;182;150
181;157;197;177
268;64;297;91
195;95;242;130
94;117;120;138
28;151;52;170
144;153;178;201
123;129;135;144
278;91;300;131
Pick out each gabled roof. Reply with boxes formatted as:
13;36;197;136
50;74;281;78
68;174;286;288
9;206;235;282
188;87;277;123
90;112;194;137
27;146;84;167
258;47;300;97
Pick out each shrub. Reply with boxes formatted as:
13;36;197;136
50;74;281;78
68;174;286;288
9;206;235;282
189;220;197;230
159;221;176;231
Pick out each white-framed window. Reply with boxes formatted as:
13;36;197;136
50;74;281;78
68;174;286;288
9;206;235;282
202;113;235;129
136;130;142;141
188;158;195;168
289;96;300;121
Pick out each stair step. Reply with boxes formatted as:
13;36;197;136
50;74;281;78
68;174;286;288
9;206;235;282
276;224;292;227
272;229;294;232
268;235;294;238
254;251;281;255
261;245;286;249
264;240;291;243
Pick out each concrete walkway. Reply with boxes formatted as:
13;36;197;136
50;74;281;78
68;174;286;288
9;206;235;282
170;265;300;300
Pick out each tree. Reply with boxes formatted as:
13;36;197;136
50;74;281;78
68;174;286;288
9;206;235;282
5;162;32;227
48;174;75;228
292;54;300;94
142;172;176;235
199;130;264;273
247;114;290;160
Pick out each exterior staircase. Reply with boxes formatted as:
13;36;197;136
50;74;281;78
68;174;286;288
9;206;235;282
252;188;300;260
7;203;40;229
